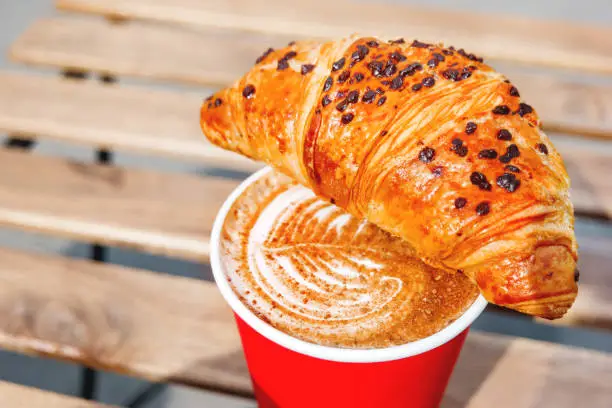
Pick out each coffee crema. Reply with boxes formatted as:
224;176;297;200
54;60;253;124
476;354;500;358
219;170;478;348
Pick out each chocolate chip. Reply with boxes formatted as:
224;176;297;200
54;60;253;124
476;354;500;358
322;95;332;107
478;149;498;159
214;98;222;107
574;269;580;282
442;49;454;56
496;173;521;192
442;69;460;81
377;96;387;106
368;61;384;77
412;83;423;92
351;45;369;62
433;52;445;62
492;105;510;115
375;87;385;95
380;130;388;136
507;144;520;158
427;58;439;68
390;76;403;90
536;143;549;155
505;165;521;173
283;51;297;60
468;53;484;63
461;70;472;80
476;201;490;216
499;144;520;163
337;70;350;83
419;147;436;163
399;62;423;77
497;129;512;140
256;47;274;63
336;99;349;112
411;39;428;48
336;90;346;99
454;145;468;157
277;59;289;70
465;122;477;134
324;77;333;92
347;90;360;103
432;166;444;177
341;113;354;124
301;64;315;75
383;61;397;77
354;73;365;83
367;40;379;48
470;172;492;191
362;89;377;103
390;51;407;62
422;76;435;87
450;139;468;157
518;103;534;117
242;84;256;99
390;38;406;44
509;86;520;97
454;197;467;209
332;57;346;71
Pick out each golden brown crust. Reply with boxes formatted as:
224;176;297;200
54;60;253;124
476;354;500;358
200;36;578;319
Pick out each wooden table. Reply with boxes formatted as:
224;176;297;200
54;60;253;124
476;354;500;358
0;0;611;406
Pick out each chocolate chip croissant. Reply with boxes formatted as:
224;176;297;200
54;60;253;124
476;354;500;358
200;35;578;319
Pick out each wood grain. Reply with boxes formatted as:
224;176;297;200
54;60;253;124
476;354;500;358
54;0;612;74
0;149;240;261
10;17;612;140
560;141;612;219
444;332;612;408
9;17;293;86
0;248;250;395
0;72;259;171
0;247;611;406
0;381;113;407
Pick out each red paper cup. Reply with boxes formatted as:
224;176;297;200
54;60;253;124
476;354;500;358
211;168;488;408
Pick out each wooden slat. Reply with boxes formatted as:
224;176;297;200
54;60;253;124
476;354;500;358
10;17;612;141
1;247;612;407
0;248;250;395
55;0;612;74
0;149;240;261
9;17;292;86
444;332;612;407
0;72;259;171
0;382;113;407
561;142;612;219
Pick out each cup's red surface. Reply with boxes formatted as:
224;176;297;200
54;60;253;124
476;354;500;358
235;315;468;408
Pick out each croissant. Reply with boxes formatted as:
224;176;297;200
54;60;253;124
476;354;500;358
200;35;578;319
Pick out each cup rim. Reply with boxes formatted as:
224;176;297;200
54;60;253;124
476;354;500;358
210;166;488;363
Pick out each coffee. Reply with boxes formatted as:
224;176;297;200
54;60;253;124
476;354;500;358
219;170;478;348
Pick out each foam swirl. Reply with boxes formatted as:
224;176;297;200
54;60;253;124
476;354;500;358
220;170;478;348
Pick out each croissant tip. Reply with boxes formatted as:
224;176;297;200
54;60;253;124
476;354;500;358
507;292;577;319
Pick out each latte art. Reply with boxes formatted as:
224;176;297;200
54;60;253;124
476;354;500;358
220;170;478;348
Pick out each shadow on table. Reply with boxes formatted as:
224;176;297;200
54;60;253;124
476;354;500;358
441;333;510;407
